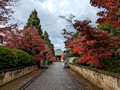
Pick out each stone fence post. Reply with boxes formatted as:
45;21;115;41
64;51;70;68
42;51;48;68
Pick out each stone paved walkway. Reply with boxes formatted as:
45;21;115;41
26;62;79;90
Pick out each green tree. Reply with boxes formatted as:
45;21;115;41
44;31;55;55
44;31;50;44
25;9;43;37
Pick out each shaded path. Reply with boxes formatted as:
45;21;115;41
26;62;79;90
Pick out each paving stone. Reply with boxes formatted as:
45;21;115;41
26;62;79;90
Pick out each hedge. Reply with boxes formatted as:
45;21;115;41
13;49;36;67
0;46;36;70
0;46;18;69
48;60;53;65
104;53;120;73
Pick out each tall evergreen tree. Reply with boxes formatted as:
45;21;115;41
25;9;43;37
44;31;50;44
44;31;55;55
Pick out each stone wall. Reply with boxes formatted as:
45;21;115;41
0;65;38;86
70;64;120;90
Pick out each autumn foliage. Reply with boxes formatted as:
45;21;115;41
61;53;64;59
0;0;18;32
20;28;46;62
62;0;120;70
45;44;55;61
4;27;54;62
1;1;55;63
90;0;120;28
64;20;120;68
3;29;21;49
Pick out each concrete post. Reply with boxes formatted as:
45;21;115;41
40;60;43;67
42;51;48;68
64;51;70;68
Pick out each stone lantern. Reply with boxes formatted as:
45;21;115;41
42;51;48;68
64;50;70;68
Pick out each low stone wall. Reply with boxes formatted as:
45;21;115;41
0;65;38;86
70;64;120;90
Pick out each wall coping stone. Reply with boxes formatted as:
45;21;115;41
70;63;120;79
0;65;38;86
0;65;37;73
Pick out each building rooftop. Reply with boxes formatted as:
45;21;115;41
55;49;63;56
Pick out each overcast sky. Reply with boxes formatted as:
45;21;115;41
12;0;101;51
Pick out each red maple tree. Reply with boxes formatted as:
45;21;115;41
4;28;46;62
45;45;55;62
3;29;21;49
4;27;55;62
19;28;46;62
64;20;120;68
90;0;120;28
0;0;18;32
1;1;55;63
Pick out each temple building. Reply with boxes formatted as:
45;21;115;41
55;49;63;61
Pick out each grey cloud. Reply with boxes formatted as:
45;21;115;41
12;0;101;51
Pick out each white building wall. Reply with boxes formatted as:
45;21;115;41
55;49;63;56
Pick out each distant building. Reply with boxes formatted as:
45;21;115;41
55;49;63;61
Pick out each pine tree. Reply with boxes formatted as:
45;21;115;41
44;31;50;44
25;9;43;37
44;31;55;55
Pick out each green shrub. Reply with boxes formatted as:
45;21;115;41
109;60;120;73
104;53;120;73
0;46;18;69
89;63;95;68
13;49;36;66
72;57;80;63
28;55;36;66
70;53;80;57
48;60;52;65
0;46;36;70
